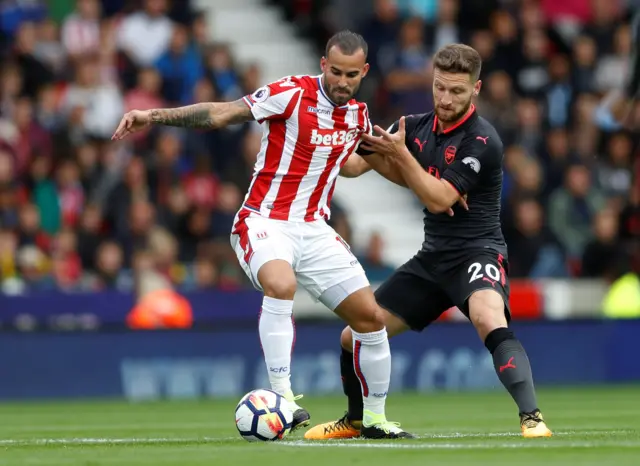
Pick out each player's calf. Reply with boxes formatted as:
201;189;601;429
256;260;310;431
468;290;552;438
331;289;415;439
334;291;389;425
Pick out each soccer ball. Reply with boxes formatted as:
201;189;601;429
235;389;293;442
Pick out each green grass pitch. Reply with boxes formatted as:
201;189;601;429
0;385;638;465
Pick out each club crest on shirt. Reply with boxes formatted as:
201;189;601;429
445;145;456;164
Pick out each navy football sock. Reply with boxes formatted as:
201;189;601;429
485;328;538;414
340;347;363;421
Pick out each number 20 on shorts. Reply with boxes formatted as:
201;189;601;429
468;262;501;283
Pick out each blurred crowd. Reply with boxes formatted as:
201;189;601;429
283;0;640;282
0;0;267;294
0;0;638;296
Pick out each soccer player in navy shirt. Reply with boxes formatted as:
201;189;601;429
304;44;552;440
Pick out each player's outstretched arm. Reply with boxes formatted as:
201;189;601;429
111;99;253;140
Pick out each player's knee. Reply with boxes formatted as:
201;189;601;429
257;260;297;299
261;278;297;300
349;304;385;334
470;309;507;340
468;290;507;341
334;287;384;333
340;326;353;351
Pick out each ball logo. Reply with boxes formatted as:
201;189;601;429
249;394;270;411
262;412;285;437
310;128;358;146
248;394;284;437
445;146;456;164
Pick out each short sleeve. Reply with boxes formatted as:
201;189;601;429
242;77;301;123
442;135;502;195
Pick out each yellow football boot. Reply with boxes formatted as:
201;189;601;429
520;410;553;438
303;413;361;440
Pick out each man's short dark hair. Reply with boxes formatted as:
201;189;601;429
325;30;368;58
433;44;482;81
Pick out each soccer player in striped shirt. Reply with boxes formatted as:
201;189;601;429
112;30;415;439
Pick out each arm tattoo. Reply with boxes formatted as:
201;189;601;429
226;99;254;125
150;103;215;128
149;99;253;129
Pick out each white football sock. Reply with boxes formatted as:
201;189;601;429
259;296;295;396
351;328;390;420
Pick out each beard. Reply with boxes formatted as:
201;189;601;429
324;81;359;105
434;97;473;123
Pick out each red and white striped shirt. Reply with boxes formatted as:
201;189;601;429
61;14;100;56
241;74;371;222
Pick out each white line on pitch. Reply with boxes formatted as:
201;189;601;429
279;441;640;450
7;422;227;433
415;429;635;439
0;430;635;447
0;437;233;446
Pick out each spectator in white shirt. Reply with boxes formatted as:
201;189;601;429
117;0;173;67
60;55;123;140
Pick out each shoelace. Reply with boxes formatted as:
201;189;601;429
520;412;542;429
324;415;351;434
285;393;304;408
376;421;402;434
